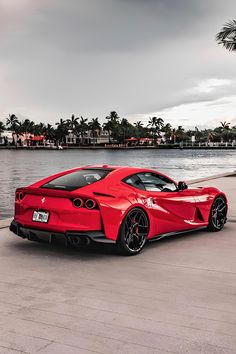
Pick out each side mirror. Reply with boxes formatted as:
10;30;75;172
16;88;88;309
178;181;188;191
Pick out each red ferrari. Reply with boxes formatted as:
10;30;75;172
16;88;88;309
10;165;227;255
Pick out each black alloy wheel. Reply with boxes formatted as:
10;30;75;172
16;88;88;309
207;196;227;232
117;208;149;256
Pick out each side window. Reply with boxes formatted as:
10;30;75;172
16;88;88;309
123;174;146;190
137;173;177;192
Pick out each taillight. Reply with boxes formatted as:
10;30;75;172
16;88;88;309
72;198;97;209
85;199;97;210
15;191;25;201
73;198;84;208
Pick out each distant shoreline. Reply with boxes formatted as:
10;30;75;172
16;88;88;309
0;145;236;150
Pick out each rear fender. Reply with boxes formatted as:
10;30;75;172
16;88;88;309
98;197;156;241
98;197;132;241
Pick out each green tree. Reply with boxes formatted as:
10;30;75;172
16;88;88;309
134;121;145;138
162;123;172;142
33;122;45;135
78;117;89;142
44;124;55;141
0;121;5;133
55;118;68;144
88;118;101;145
21;119;35;134
175;125;185;143
103;111;120;143
67;114;80;131
119;118;133;143
148;116;164;142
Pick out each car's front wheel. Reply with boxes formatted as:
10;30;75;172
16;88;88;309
117;208;149;256
207;196;227;232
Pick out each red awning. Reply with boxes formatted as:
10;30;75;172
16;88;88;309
30;136;44;141
139;138;154;141
125;137;138;141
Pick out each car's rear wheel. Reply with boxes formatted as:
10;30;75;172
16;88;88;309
117;208;149;256
207;196;227;232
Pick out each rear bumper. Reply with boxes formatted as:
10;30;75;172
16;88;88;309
9;220;115;245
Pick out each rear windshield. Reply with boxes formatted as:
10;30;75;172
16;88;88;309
41;168;112;191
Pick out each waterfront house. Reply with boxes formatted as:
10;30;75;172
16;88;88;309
0;130;14;145
65;129;110;146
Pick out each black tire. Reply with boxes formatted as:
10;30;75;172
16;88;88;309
117;208;149;256
207;196;227;232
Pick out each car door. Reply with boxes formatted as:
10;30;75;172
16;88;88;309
136;172;197;234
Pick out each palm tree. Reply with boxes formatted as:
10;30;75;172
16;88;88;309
21;119;35;134
148;116;157;128
44;124;55;141
106;111;120;123
148;116;164;141
134;121;144;138
176;126;185;143
0;121;5;133
120;118;132;143
103;120;113;142
220;121;230;129
55;118;68;144
67;114;79;131
88;118;101;145
56;118;66;127
78;117;88;143
162;123;172;142
104;111;120;143
216;20;236;51
218;121;231;142
6;114;19;131
134;121;143;129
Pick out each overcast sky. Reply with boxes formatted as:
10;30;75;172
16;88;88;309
1;0;236;128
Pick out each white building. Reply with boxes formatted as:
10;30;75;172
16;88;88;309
65;130;110;146
0;130;14;145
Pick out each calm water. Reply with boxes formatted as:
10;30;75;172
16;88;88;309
0;149;235;219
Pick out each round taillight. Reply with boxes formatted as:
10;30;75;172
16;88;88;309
73;198;83;208
85;199;96;209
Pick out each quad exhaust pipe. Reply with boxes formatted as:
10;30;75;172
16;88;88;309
67;235;91;247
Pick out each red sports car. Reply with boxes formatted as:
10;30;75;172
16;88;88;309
10;165;227;255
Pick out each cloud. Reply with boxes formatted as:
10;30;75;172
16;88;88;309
139;95;236;129
1;0;236;125
191;78;231;94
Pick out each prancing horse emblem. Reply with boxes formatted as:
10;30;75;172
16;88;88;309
41;197;46;204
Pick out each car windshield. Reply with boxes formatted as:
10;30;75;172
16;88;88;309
41;168;112;191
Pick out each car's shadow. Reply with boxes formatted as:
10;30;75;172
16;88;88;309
8;226;216;260
9;237;119;260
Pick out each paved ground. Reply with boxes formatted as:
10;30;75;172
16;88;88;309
1;221;236;354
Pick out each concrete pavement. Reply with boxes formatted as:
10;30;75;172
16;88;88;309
1;221;236;353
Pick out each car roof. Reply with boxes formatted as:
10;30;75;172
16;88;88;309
83;165;170;180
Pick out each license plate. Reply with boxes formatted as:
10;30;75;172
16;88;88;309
32;211;49;223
